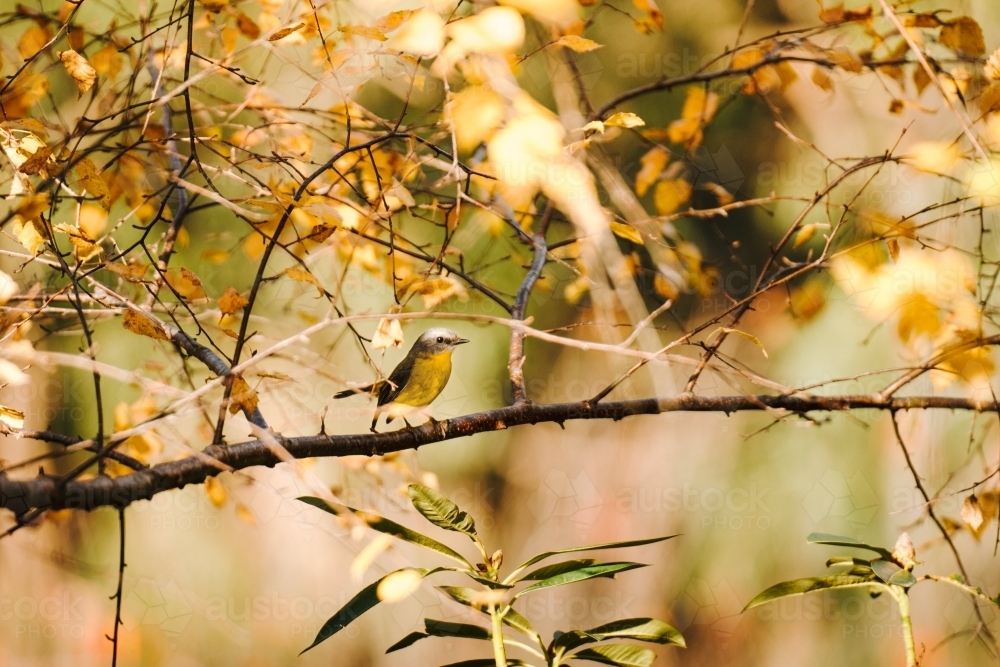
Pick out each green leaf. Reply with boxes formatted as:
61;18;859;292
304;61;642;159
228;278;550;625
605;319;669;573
743;573;883;612
826;556;872;568
870;559;917;588
516;562;647;597
570;644;657;666
506;535;677;583
519;559;600;581
553;618;685;656
424;619;492;640
386;619;492;653
437;586;542;644
386;632;428;653
408;484;477;538
301;567;439;654
298;497;474;569
806;533;893;559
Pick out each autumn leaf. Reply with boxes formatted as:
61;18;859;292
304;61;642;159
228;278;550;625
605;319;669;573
268;23;305;41
18;25;51;59
218;287;250;315
237;13;261;39
372;318;404;349
793;223;819;249
557;35;602;53
205;476;227;508
73;158;112;208
286;267;324;296
654;179;692;215
375;9;416;32
228;375;259;415
604;112;645;129
105;260;149;283
609;221;644;244
58;50;97;96
667;87;718;151
939;17;985;57
123;309;169;340
339;25;388;42
0;405;25;429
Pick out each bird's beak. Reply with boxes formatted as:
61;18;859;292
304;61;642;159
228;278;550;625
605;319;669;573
455;338;469;345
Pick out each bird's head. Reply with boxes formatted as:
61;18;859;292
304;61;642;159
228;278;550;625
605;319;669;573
412;328;469;356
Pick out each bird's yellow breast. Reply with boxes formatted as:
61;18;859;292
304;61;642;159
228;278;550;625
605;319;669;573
392;350;453;407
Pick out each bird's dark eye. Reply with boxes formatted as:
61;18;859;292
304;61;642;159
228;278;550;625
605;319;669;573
437;337;444;343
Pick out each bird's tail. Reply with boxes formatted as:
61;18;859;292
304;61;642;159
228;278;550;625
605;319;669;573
333;381;382;399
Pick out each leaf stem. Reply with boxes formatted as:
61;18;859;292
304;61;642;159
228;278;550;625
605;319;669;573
890;586;917;667
490;603;508;667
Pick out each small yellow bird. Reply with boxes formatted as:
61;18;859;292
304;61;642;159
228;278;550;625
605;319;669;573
334;328;469;431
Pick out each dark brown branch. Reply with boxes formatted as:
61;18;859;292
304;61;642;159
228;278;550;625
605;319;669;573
2;393;997;516
508;203;552;403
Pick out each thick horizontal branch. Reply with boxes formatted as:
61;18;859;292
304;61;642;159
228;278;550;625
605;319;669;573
1;393;993;517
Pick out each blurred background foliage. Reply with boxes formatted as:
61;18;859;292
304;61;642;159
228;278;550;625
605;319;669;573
1;0;999;665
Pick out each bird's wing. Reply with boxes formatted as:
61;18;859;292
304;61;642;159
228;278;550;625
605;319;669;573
378;355;415;406
333;381;383;399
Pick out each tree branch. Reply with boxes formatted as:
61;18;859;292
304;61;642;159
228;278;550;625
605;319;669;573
2;393;997;516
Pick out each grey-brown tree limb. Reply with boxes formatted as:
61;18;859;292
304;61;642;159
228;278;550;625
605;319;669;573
1;392;993;517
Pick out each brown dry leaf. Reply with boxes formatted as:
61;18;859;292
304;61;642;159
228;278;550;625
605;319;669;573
981;83;1000;113
58;50;97;96
218;286;250;315
237;13;261;39
961;494;984;535
73;158;111;208
913;66;932;96
818;4;844;25
635;146;668;197
123;309;169;340
228;375;259;415
197;0;228;11
703;181;733;206
18;25;51;59
235;503;257;524
339;25;387;42
268;22;305;41
940;17;985;57
887;238;900;262
372;317;404;349
205;476;227;508
105;260;149;283
653;179;692;215
557;35;602;53
286;267;324;295
18;144;52;175
888;99;904;114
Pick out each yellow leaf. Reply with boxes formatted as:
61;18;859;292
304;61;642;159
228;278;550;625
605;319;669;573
580;120;605;134
388;9;445;56
228;375;259;415
268;22;305;41
14;192;51;222
58;50;97;96
408;274;468;310
53;222;101;262
339;25;388;42
218;286;249;315
986;48;1000;82
0;405;25;429
286;267;324;295
372;318;404;349
557;35;602;53
166;267;206;300
714;327;768;358
449;87;505;153
18;25;51;59
609;221;644;244
104;260;149;283
73;158;111;208
90;44;124;79
653;179;691;215
205;476;227;508
604;112;645;129
793;223;818;249
909;141;961;173
375;9;416;32
376;569;423;603
940;17;985;57
79;204;108;239
236;503;257;524
123;309;169;340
